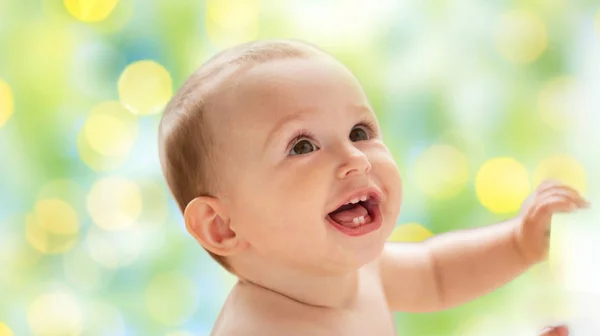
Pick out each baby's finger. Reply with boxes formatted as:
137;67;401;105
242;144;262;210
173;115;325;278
537;186;589;208
536;181;590;206
530;196;579;219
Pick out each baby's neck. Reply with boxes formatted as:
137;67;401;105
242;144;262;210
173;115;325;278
234;263;361;309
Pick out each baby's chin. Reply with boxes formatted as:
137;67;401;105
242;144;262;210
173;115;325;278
328;227;391;270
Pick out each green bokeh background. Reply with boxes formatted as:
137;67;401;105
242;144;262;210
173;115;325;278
1;0;599;335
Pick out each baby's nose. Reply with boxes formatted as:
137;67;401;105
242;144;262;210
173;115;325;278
336;146;371;179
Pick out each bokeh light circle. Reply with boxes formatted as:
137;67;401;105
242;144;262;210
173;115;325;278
388;223;434;243
27;291;83;336
118;60;173;116
0;323;13;336
0;79;14;128
64;0;120;22
495;10;547;63
82;101;139;156
413;145;470;199
207;0;260;29
25;198;79;254
78;101;139;172
77;131;126;172
146;272;199;326
476;157;531;214
533;155;587;194
84;113;133;156
87;176;142;231
205;0;260;48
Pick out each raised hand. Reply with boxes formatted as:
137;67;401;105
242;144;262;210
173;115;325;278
515;180;590;264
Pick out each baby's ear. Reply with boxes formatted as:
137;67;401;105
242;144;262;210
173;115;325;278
183;196;248;256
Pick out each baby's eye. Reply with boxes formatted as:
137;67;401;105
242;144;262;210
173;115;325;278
349;126;370;142
289;139;319;155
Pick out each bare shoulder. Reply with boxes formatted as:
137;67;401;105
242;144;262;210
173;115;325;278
210;282;325;336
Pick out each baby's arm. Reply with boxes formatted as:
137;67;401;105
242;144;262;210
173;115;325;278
379;180;590;312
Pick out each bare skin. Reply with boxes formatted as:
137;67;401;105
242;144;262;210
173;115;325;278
539;325;569;336
182;57;589;335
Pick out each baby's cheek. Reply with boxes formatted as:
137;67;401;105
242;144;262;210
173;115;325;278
372;151;402;213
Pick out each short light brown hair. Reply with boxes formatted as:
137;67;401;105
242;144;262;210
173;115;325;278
158;39;328;271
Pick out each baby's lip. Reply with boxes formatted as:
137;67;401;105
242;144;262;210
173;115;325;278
326;186;382;216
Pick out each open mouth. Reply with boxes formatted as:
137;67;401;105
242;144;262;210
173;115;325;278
326;192;382;236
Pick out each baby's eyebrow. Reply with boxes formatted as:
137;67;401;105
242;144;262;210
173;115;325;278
262;104;375;152
263;107;314;151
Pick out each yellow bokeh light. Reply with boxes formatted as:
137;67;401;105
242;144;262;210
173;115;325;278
34;199;79;234
0;323;13;336
77;129;127;172
0;79;14;128
534;155;587;194
206;20;259;48
476;157;531;214
78;101;138;172
388;223;434;243
64;0;120;22
205;0;259;48
84;113;131;156
207;0;260;30
25;199;79;254
83;102;139;156
83;101;139;155
146;272;199;326
495;10;547;63
413;145;470;199
537;77;577;131
27;291;82;336
118;61;173;116
87;177;142;230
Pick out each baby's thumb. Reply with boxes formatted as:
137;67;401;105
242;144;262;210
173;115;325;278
538;325;569;336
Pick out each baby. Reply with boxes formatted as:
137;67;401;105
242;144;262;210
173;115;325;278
158;39;588;336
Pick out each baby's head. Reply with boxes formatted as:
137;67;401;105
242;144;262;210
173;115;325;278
158;39;402;277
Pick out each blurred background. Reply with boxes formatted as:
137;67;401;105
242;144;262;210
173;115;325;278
1;0;599;335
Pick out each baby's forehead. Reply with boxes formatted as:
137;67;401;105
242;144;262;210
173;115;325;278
225;58;366;118
203;57;371;149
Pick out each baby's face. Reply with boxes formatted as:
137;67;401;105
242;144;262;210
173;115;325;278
211;57;402;274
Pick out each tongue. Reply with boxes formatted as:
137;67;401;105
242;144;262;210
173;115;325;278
329;203;368;227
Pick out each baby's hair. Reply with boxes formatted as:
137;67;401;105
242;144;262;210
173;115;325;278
158;39;328;271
